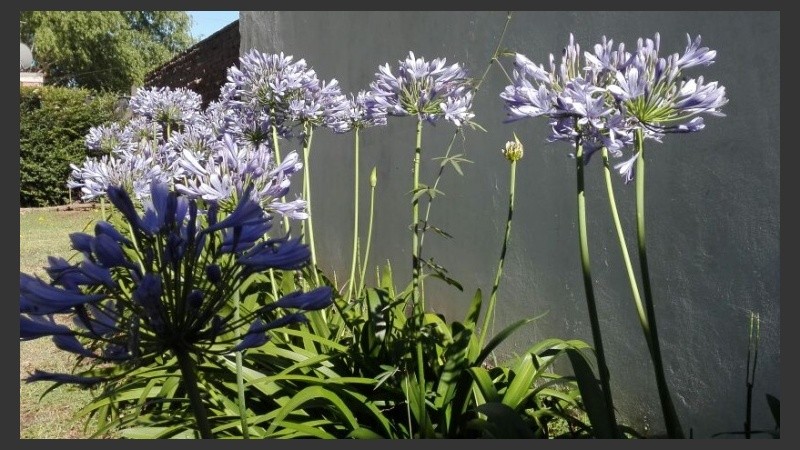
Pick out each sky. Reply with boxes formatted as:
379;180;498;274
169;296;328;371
187;11;239;41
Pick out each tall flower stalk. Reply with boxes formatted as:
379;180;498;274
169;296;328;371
479;134;522;350
301;124;320;285
346;128;362;301
606;33;727;438
500;36;625;435
330;90;387;300
357;167;378;299
369;51;474;437
575;130;619;433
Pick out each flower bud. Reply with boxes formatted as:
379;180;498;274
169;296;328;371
370;167;378;187
502;133;524;162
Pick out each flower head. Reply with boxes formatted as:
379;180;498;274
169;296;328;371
329;90;388;133
607;33;727;134
369;51;475;126
20;181;332;386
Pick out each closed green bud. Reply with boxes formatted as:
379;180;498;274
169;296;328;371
370;167;377;187
502;133;524;162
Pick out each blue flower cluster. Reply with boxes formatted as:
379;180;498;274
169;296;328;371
21;181;332;386
370;51;475;126
500;33;727;182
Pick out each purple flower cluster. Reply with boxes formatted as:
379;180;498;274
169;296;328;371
370;51;475;126
329;90;388;133
129;86;203;129
501;33;727;182
21;181;332;386
69;75;308;219
220;50;347;136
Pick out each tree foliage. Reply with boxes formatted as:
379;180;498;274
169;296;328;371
20;11;193;93
20;86;118;207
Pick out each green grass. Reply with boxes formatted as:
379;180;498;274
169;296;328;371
20;206;102;439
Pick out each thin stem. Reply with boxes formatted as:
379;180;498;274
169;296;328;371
175;351;213;439
575;137;618;435
601;148;651;346
412;118;423;312
302;125;320;286
635;128;684;438
357;169;376;299
346;128;361;301
410;117;428;437
417;131;459;252
100;197;107;221
473;11;512;92
271;124;290;234
745;312;759;439
232;290;249;438
479;159;516;351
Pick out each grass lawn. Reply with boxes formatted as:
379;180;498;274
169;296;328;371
20;206;101;439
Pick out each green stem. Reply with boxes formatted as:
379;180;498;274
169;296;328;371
575;137;618;435
100;197;107;221
302;126;320;286
357;169;376;299
232;290;249;438
635;128;684;438
479;159;516;351
601;148;651;346
417;131;459;254
175;351;213;439
346;128;361;301
412;118;423;312
410;118;428;437
271;124;290;235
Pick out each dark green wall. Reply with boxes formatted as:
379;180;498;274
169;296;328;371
240;11;780;437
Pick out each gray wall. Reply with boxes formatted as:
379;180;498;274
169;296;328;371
240;11;779;438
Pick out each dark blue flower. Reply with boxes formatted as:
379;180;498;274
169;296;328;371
262;286;333;313
20;315;73;340
231;313;309;352
20;273;105;315
237;236;311;272
25;369;106;387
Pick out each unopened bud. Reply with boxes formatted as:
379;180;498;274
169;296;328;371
370;167;378;187
502;133;524;162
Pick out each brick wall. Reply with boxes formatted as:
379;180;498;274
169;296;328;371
144;19;239;107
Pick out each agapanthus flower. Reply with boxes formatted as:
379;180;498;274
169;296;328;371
500;35;635;160
85;123;133;156
20;181;332;387
329;90;388;133
129;86;203;131
174;134;307;219
369;51;475;126
220;50;346;138
606;33;727;135
68;152;170;201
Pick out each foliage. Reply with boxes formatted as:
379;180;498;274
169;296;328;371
20;11;193;93
20;86;118;207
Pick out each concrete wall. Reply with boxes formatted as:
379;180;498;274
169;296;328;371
240;11;780;438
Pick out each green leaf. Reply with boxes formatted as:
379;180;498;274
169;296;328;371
473;402;536;438
265;386;358;435
468;367;501;404
464;289;483;331
766;394;780;428
565;348;617;438
501;353;536;410
348;427;385;439
120;426;192;439
280;270;296;295
477;315;543;364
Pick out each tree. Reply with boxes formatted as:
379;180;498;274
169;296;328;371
20;11;193;93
